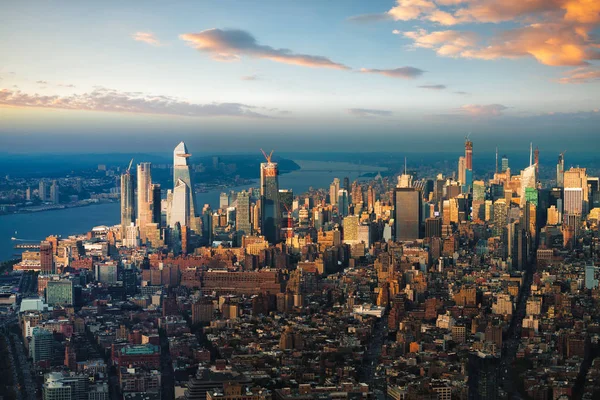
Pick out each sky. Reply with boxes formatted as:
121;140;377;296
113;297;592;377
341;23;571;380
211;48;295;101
0;0;599;154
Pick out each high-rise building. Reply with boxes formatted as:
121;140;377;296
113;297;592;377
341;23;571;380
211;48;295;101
42;373;72;400
219;192;229;209
337;189;349;217
343;215;359;243
394;188;422;241
120;168;135;235
425;217;442;238
260;151;280;244
585;265;598;290
31;326;54;363
343;177;350;193
46;279;74;306
564;187;583;216
458;156;466;186
557;152;565;187
236;191;252;236
465;139;473;171
170;179;190;228
493;199;507;237
501;155;509;172
40;240;54;274
173;142;200;232
329;178;340;205
151;184;161;225
467;352;499;400
520;164;537;207
50;180;60;204
39;179;48;201
564;167;589;215
136;162;153;243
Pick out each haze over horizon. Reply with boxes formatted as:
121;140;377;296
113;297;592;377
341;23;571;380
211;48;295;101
1;0;599;153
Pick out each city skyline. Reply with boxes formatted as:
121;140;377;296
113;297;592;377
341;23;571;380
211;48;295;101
1;0;600;153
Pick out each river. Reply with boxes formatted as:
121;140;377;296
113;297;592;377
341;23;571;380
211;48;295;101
0;160;386;261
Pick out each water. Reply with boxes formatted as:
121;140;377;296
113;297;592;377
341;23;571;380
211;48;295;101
0;160;385;261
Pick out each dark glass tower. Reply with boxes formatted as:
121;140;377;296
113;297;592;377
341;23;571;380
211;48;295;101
260;150;280;244
393;188;422;241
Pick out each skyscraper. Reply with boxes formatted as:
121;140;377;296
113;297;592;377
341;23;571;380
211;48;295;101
329;178;340;205
171;179;190;228
173;142;200;232
520;164;537;207
394;188;422;241
465;139;473;170
260;150;280;244
564;167;589;215
120;165;135;235
337;189;349;217
236;190;252;236
501;155;509;172
458;156;466;186
136;162;153;243
151;184;161;225
557;152;565;187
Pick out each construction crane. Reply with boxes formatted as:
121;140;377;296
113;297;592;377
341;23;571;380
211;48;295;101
260;149;274;163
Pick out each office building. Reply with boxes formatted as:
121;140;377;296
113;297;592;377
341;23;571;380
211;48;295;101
337;189;349;217
260;151;280;244
458;156;466;186
173;142;200;232
236;190;252;236
136;162;153;243
171;179;190;228
40;240;54;274
564;167;589;215
394;188;422;241
520;164;537;208
425;217;442;238
585;265;598;290
564;188;583;216
46;279;74;306
501;155;509;172
468;352;498;400
329;178;340;205
32;326;54;363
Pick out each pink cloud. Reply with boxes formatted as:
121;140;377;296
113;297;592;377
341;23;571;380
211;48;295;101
132;32;161;46
460;104;508;116
558;67;600;83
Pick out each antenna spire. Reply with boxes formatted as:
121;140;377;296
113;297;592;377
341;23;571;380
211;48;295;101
495;147;498;174
404;157;407;175
530;142;533;166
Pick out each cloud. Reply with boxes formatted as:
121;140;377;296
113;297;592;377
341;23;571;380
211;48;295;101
403;29;478;56
359;66;425;79
241;75;259;81
347;13;392;23
132;32;161;46
180;28;350;70
418;84;447;90
348;108;393;118
381;0;600;67
0;87;269;118
454;91;470;95
58;83;77;88
36;80;48;84
460;104;508;116
558;67;600;84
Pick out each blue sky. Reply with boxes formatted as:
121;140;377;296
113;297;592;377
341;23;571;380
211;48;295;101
0;0;599;153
